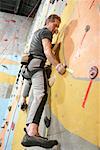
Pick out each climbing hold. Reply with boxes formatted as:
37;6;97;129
1;65;8;69
89;66;98;79
65;3;67;6
8;106;12;111
1;125;5;128
82;66;98;108
50;0;55;4
11;122;15;130
10;20;16;23
80;25;90;47
16;86;18;89
4;38;8;41
6;121;8;126
85;25;90;32
44;116;51;128
0;139;2;147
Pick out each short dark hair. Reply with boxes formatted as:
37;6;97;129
45;14;61;25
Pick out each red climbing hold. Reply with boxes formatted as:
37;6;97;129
11;122;15;130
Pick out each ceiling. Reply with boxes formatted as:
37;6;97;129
0;0;42;17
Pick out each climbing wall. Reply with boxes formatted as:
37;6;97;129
49;0;100;149
0;12;32;149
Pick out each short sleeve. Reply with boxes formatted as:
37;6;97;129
40;28;53;42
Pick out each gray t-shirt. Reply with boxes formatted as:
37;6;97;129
29;27;53;61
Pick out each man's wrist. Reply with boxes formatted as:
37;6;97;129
56;63;62;70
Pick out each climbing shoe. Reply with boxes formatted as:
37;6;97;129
21;133;58;148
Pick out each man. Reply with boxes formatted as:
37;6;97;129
21;14;66;148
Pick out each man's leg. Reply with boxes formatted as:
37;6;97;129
26;69;48;136
21;69;58;148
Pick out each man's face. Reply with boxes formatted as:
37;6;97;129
49;19;60;34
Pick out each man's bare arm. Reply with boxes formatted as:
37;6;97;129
42;38;66;75
42;38;59;67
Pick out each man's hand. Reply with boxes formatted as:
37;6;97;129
56;63;66;75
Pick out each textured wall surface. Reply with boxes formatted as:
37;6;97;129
0;11;32;150
50;0;100;149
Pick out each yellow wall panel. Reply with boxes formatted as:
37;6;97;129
51;0;100;146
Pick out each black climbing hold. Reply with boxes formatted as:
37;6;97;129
85;25;90;32
8;106;12;111
1;125;5;128
44;116;51;128
6;121;8;126
0;139;2;147
21;103;28;111
50;0;55;4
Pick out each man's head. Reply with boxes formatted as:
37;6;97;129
45;14;61;34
